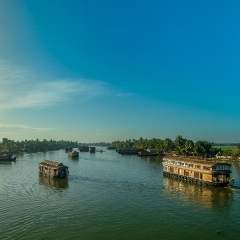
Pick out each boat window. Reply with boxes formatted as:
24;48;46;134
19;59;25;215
189;164;193;168
177;162;181;165
215;165;230;170
195;165;200;169
163;166;168;171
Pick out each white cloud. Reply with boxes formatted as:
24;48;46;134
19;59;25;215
0;60;111;110
0;124;56;132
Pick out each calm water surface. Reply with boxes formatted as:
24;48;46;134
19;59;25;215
1;149;240;240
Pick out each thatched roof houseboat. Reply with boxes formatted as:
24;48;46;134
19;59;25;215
68;150;79;158
39;160;69;178
162;156;234;187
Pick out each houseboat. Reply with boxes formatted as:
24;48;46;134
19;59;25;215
39;160;69;178
89;146;96;153
117;148;140;155
68;150;79;158
138;149;159;156
79;145;89;152
162;156;234;187
0;154;16;161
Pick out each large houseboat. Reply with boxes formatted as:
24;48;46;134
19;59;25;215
39;160;69;178
162;156;234;187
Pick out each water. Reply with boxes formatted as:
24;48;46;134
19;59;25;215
1;149;240;240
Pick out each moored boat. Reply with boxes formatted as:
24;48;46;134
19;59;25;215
0;154;16;161
138;149;159;156
79;145;89;152
39;160;69;178
162;156;234;187
117;148;140;155
89;146;96;153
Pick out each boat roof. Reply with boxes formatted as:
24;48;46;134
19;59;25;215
163;156;231;166
39;160;67;168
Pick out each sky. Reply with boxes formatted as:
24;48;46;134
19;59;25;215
0;0;240;143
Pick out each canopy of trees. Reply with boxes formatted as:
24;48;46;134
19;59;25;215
0;138;78;153
112;136;240;158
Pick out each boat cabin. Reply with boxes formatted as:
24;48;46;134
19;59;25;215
39;160;69;178
162;157;234;187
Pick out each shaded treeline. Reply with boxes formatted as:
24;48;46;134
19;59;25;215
112;136;240;158
0;138;78;153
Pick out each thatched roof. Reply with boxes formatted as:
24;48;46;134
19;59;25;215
163;156;231;166
39;160;65;167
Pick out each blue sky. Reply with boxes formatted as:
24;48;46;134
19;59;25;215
0;0;240;143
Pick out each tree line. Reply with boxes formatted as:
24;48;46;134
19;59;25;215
112;136;240;158
0;138;78;153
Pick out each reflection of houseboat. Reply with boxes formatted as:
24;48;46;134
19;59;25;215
117;148;140;155
163;157;234;187
0;154;16;161
89;146;96;153
39;175;68;189
79;145;89;152
138;149;159;156
163;177;233;208
68;150;79;158
39;160;69;178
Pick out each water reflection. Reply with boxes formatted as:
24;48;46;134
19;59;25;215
39;175;69;189
163;177;233;209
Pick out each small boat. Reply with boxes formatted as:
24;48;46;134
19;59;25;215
39;160;69;178
68;150;79;158
0;154;16;161
138;149;159;156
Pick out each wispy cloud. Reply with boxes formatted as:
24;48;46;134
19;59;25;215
116;92;133;97
0;60;111;110
0;124;56;132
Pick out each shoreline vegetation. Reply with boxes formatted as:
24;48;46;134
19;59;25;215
0;136;240;162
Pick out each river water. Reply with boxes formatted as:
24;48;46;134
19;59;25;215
0;148;240;240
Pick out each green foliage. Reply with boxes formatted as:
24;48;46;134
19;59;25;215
0;138;78;153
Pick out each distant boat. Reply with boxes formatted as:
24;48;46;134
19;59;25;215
138;149;159;156
79;145;89;152
68;150;79;158
39;160;69;178
0;154;16;161
89;146;96;153
117;148;140;155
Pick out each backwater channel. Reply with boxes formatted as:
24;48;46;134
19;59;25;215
0;148;240;240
